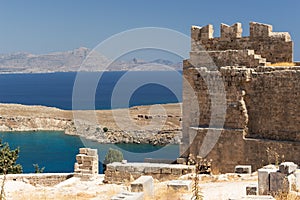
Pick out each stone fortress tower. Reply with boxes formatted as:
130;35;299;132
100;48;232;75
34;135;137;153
181;22;300;173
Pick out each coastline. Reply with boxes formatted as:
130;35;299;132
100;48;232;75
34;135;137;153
0;103;182;145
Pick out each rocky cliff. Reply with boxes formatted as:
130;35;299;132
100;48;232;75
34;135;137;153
0;103;181;145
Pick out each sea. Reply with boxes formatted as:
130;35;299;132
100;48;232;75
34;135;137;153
0;71;182;173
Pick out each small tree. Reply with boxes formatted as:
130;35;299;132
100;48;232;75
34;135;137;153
33;164;45;173
0;140;22;200
0;140;22;174
103;148;123;165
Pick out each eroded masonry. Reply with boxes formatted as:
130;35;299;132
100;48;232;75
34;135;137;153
181;22;300;173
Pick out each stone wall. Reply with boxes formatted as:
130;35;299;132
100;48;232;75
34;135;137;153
1;173;73;186
191;22;293;64
181;23;300;173
104;162;195;184
244;67;300;141
182;65;300;173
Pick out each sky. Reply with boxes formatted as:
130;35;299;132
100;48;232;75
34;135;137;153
0;0;299;60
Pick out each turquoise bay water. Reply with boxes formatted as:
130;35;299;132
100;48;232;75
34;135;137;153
0;131;179;173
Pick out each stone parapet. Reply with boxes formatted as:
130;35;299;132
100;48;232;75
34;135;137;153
191;22;293;64
104;162;195;184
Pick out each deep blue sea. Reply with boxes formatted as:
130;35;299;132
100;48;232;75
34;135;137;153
0;71;182;110
0;71;182;173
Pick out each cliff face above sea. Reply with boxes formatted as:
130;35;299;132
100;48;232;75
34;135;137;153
0;103;182;145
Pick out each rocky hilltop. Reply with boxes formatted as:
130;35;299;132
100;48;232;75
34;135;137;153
0;47;182;73
0;103;181;145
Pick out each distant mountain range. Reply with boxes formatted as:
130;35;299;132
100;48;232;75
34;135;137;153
0;47;182;73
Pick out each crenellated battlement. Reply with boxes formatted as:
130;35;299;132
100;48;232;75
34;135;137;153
191;22;293;64
221;22;242;40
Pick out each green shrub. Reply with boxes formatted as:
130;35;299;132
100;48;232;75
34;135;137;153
103;148;123;165
0;139;22;199
103;127;108;132
0;140;22;174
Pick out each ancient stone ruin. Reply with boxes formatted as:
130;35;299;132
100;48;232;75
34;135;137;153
257;162;300;196
74;148;99;180
191;21;293;65
180;22;300;173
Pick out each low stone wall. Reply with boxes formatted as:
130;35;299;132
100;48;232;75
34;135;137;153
104;162;195;184
1;173;74;186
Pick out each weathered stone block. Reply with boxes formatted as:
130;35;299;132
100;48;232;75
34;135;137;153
270;172;295;194
167;180;192;192
79;148;88;154
258;168;277;195
144;166;161;174
87;149;97;156
171;168;182;175
83;155;97;161
106;164;115;171
134;166;145;173
279;162;298;174
76;155;84;161
246;184;257;195
131;176;154;197
161;167;172;174
235;165;252;174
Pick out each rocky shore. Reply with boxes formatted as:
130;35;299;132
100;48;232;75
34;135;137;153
0;103;182;145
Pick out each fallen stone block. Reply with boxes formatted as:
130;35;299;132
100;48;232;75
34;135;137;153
167;180;192;192
235;165;252;174
131;176;154;197
270;172;295;194
111;192;144;200
246;184;257;195
258;168;277;195
279;162;298;175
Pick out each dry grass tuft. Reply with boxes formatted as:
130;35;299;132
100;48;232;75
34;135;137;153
267;62;296;67
275;192;300;200
145;185;189;200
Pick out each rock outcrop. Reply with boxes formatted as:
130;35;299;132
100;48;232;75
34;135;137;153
0;103;181;145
